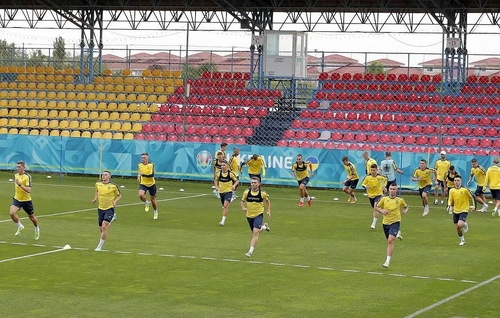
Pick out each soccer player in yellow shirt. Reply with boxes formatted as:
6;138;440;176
228;147;240;201
214;160;239;226
361;164;388;230
466;158;489;212
240;177;271;258
486;157;500;217
412;159;435;216
443;165;460;213
291;154;314;207
434;151;451;205
342;156;359;204
92;170;122;251
362;152;377;175
9;161;40;240
138;152;158;219
240;153;266;181
447;175;475;246
375;183;408;269
212;151;225;180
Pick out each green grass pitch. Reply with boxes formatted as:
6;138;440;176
1;171;500;317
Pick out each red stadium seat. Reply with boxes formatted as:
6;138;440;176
331;132;343;141
343;132;355;141
442;136;454;146
312;141;324;148
416;136;429;144
404;135;416;144
307;131;320;139
288;140;300;147
324;141;336;149
277;139;288;147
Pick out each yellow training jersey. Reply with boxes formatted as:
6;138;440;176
413;168;433;188
138;162;155;187
215;170;238;194
242;188;270;218
291;161;311;181
434;159;451;181
486;165;500;190
245;157;266;176
212;158;223;177
377;195;408;225
444;171;460;188
95;181;121;210
343;161;359;181
448;186;473;213
470;166;486;187
365;158;378;175
361;174;387;198
14;173;32;202
228;155;240;176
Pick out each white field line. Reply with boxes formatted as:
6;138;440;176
0;241;480;285
404;273;500;318
0;247;68;263
0;193;207;223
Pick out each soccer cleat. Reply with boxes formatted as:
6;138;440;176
14;225;25;236
34;228;40;241
459;241;465;246
298;201;304;207
422;207;429;217
145;201;150;212
94;247;102;252
219;221;224;226
308;199;312;207
382;261;390;268
370;224;375;230
463;222;468;233
397;233;403;241
111;214;117;222
153;211;158;220
480;204;488;212
245;251;252;258
347;196;352;203
434;199;438;205
263;222;270;232
350;197;357;204
440;200;444;206
492;208;497;218
230;196;236;203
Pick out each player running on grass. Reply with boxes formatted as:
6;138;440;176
291;154;314;207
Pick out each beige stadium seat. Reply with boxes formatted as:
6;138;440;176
107;102;118;111
97;93;106;101
38;119;49;129
66;92;76;100
18;118;28;127
161;70;171;77
37;82;47;90
18;90;28;98
123;76;133;84
28;119;38;128
106;93;117;101
69;120;79;130
114;84;124;92
92;131;102;138
97;102;107;110
0;90;7;98
95;84;105;91
17;100;28;108
105;84;114;91
119;112;131;121
76;92;86;100
46;91;56;99
18;83;28;90
143;78;153;86
70;130;81;138
147;95;158;103
56;101;67;109
125;85;134;92
140;113;151;121
122;69;132;77
89;121;100;130
8;109;19;117
113;132;124;139
78;111;89;119
124;133;134;140
8;128;19;134
138;103;149;112
48;110;58;118
46;75;55;83
120;122;132;132
0;127;8;134
110;122;121;131
18;109;28;117
79;120;90;130
104;76;113;84
68;111;79;119
29;129;40;135
148;104;159;113
8;118;19;127
99;121;111;131
47;101;57;109
27;100;37;108
60;130;70;137
0;99;7;107
109;112;120;120
133;77;143;85
145;85;155;93
116;93;126;101
66;83;76;90
157;95;167;103
19;129;29;135
75;83;85;91
0;108;8;116
151;69;161;77
56;92;66;99
87;92;97;100
113;76;124;84
130;113;141;121
126;94;137;101
37;91;47;99
131;123;142;132
94;76;104;84
27;91;37;99
163;78;173;86
89;111;99;120
55;82;65;90
102;132;113;139
48;120;59;129
85;83;95;91
8;82;17;89
59;120;69;129
67;101;77;110
99;111;110;120
137;94;147;102
58;110;68;118
134;85;145;93
37;101;47;109
77;101;87;110
50;129;60;137
37;109;48;118
117;103;128;111
127;103;138;112
81;131;91;138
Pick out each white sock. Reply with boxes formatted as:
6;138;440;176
300;198;304;202
397;230;401;236
249;246;254;254
35;226;40;231
385;256;391;263
307;196;311;201
154;210;158;214
97;239;105;249
17;222;23;228
261;224;267;231
372;217;378;225
145;200;150;204
460;236;465;242
221;216;226;223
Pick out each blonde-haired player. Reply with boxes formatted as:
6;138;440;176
447;175;475;246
